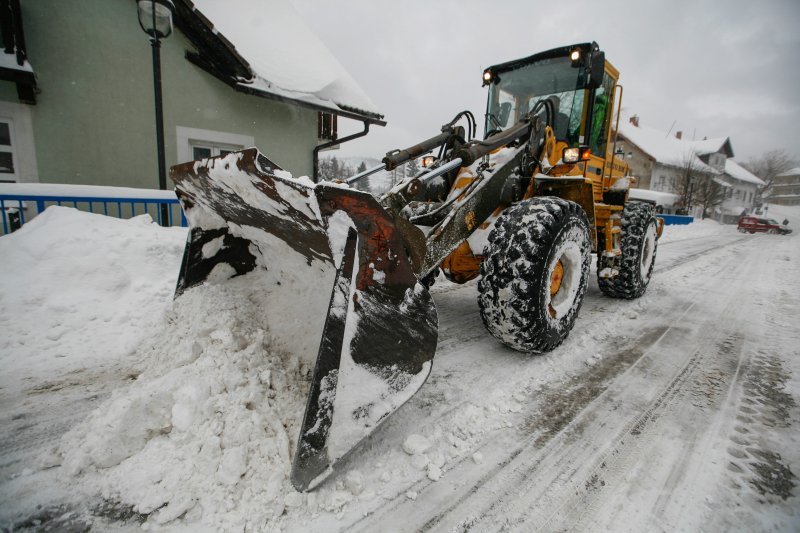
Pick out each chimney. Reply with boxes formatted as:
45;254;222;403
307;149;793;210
629;115;639;127
675;131;682;140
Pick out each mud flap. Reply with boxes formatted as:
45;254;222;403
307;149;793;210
170;149;438;491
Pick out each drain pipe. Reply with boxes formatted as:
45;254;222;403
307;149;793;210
313;120;370;183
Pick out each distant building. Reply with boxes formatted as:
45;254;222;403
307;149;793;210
615;116;764;222
763;167;800;206
0;0;384;191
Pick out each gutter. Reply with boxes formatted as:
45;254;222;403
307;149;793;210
313;120;370;183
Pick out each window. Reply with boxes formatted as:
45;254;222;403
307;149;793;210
190;142;240;161
176;126;255;164
589;74;615;156
0;120;17;177
485;55;588;146
0;101;38;184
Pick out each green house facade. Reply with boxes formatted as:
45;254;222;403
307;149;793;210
0;0;383;192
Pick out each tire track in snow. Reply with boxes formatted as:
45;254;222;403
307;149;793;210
344;229;752;532
499;237;771;532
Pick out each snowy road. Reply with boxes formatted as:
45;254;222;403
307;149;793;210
307;230;799;531
1;210;798;531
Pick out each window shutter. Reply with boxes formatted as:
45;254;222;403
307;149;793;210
318;112;337;141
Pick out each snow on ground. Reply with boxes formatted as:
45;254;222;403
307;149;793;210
1;205;798;531
0;207;186;396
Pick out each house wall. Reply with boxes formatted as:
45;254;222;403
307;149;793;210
0;84;17;102
615;136;655;189
766;173;800;205
720;181;759;214
1;0;318;190
649;163;686;194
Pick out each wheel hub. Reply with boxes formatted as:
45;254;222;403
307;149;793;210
550;260;564;296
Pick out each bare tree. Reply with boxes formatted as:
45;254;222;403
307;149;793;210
742;149;798;189
674;151;701;212
674;150;723;217
692;176;726;219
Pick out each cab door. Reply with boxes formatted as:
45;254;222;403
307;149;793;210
583;63;619;201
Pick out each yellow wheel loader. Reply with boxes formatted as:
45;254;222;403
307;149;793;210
170;42;662;491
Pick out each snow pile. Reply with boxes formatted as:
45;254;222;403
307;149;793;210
658;216;727;243
0;207;186;395
59;279;311;530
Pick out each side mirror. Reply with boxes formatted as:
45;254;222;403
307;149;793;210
588;51;605;89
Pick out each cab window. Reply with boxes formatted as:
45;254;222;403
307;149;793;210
589;74;615;156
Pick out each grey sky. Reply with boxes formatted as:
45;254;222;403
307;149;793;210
293;0;800;165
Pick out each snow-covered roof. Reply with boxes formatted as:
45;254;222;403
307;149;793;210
188;0;383;122
618;121;717;174
724;160;765;187
713;176;733;188
776;167;800;178
689;136;733;157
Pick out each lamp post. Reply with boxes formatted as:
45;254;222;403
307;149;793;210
137;0;175;226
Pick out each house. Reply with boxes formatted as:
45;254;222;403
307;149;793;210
0;0;384;194
615;116;764;222
763;167;800;206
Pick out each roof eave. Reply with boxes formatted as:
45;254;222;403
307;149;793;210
236;82;386;126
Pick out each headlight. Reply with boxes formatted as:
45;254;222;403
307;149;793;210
563;147;581;163
421;155;437;168
570;50;581;62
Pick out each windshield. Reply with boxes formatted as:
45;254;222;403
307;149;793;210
486;56;586;146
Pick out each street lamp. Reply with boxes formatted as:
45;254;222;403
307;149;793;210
138;0;175;226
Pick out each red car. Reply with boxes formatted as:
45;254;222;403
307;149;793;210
737;216;792;234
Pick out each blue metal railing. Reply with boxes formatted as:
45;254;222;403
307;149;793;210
1;188;186;235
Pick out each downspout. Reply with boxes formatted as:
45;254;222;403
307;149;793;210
313;120;371;183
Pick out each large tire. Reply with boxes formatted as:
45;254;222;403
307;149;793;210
597;201;658;299
478;197;591;353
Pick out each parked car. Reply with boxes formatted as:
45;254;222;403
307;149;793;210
737;216;792;234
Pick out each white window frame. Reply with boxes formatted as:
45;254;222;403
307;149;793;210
0;118;18;181
0;101;38;183
176;126;255;164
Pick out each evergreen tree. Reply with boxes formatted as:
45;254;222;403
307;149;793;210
331;156;340;180
357;161;367;174
407;158;420;177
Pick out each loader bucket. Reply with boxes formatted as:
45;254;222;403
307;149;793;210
170;149;438;491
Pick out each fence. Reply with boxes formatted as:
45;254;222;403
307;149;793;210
0;182;186;235
2;182;697;236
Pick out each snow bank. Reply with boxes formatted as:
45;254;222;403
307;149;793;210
0;181;179;200
60;280;310;530
658;216;726;244
0;207;186;395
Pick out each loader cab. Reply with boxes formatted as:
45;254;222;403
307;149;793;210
483;42;619;166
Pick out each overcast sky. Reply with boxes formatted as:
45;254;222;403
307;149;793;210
293;0;800;165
